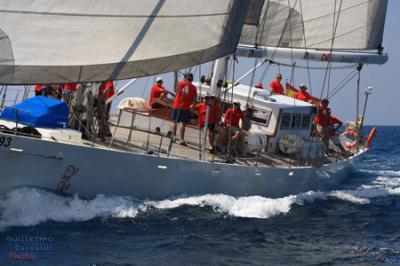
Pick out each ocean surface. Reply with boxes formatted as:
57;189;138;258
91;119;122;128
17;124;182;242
0;126;399;266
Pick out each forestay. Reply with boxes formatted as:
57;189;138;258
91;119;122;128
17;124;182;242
0;0;250;84
241;0;388;51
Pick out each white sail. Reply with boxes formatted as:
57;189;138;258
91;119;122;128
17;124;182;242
241;0;388;51
0;0;250;84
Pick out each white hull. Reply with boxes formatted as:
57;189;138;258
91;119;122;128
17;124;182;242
0;132;363;199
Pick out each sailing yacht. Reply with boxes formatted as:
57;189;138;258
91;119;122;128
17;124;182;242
0;0;388;199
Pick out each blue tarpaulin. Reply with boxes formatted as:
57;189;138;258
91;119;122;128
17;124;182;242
0;96;69;128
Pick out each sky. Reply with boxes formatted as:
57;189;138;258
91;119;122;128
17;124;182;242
4;0;399;126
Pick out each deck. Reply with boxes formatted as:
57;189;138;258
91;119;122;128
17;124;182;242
80;114;339;169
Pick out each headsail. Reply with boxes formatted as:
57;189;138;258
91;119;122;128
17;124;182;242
239;0;388;64
0;0;250;84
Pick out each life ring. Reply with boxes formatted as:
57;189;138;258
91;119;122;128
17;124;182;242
364;127;377;148
343;129;358;149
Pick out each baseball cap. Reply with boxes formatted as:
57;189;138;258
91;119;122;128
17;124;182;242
299;83;307;89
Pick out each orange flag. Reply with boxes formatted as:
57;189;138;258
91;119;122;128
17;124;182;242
285;83;298;98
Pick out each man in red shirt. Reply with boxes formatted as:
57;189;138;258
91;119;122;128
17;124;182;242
295;84;311;102
62;83;78;104
170;73;197;146
222;102;245;152
194;96;221;151
328;115;347;154
149;77;172;108
314;98;341;150
34;85;45;96
97;80;115;139
99;81;115;101
269;73;284;95
63;83;77;92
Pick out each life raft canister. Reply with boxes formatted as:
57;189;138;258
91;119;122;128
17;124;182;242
364;127;377;148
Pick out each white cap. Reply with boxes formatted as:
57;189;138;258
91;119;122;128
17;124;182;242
156;77;163;82
299;83;307;89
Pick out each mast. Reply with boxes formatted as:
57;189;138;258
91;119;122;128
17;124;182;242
200;56;230;161
210;57;230;97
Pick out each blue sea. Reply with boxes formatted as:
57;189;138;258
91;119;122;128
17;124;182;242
1;126;399;266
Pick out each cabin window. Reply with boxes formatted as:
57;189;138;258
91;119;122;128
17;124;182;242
291;113;301;129
301;114;311;129
249;109;272;126
280;113;291;130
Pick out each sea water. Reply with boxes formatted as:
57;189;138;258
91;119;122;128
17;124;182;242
0;126;399;265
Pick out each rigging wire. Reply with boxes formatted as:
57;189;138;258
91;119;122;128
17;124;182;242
287;0;297;86
320;0;343;99
245;59;259;107
299;0;313;94
327;69;358;99
257;1;288;84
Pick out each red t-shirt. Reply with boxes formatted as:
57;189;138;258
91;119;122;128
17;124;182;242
63;83;77;92
194;102;220;126
172;81;197;110
329;116;342;136
329;116;341;125
34;85;42;92
99;81;115;100
270;80;284;94
314;104;331;127
149;85;166;106
224;108;244;127
295;91;311;101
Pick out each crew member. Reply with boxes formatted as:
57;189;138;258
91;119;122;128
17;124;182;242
223;102;245;152
314;98;332;149
34;85;44;96
149;77;172;108
63;83;78;104
63;83;77;93
329;115;348;154
269;73;284;95
97;80;115;138
43;85;61;99
194;96;221;152
170;73;197;146
295;84;311;102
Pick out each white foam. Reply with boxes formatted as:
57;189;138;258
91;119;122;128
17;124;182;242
151;194;296;219
150;191;328;219
328;185;400;204
0;189;329;229
373;176;400;187
0;188;141;229
328;191;370;204
360;169;400;177
1;172;399;229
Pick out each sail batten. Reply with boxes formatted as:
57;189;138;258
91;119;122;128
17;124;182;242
241;0;388;52
0;0;250;84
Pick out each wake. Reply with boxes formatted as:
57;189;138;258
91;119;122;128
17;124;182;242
0;170;399;230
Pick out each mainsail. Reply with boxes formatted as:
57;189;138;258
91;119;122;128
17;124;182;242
0;0;250;84
239;0;388;64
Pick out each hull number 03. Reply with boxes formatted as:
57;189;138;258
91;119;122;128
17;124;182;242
0;136;12;147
